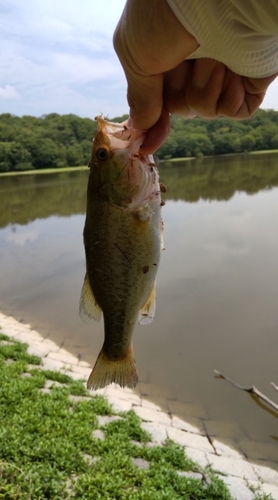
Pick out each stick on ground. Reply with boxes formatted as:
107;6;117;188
271;381;278;393
214;370;278;412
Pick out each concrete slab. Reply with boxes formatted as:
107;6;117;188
212;439;243;459
47;350;79;365
27;343;52;357
133;405;171;426
220;476;255;500
184;448;209;468
107;396;133;413
41;357;72;372
141;399;162;411
1;310;278;500
40;339;60;350
92;429;105;440
167;426;214;454
260;483;278;500
105;386;141;405
207;454;259;482
253;463;278;486
140;422;167;444
131;457;150;470
98;415;123;426
171;415;201;435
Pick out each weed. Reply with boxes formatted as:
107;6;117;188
0;331;271;499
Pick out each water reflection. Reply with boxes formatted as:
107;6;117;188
1;153;278;228
160;152;278;202
0;170;88;228
0;153;278;469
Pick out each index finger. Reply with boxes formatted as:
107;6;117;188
139;108;171;154
126;71;164;131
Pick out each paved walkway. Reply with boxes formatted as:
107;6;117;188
0;311;277;500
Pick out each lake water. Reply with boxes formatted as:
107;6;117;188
0;153;278;469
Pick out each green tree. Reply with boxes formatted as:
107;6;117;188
213;132;241;155
156;135;178;159
0;142;33;172
31;139;66;169
241;133;256;152
2;109;278;172
0;142;13;172
66;144;84;166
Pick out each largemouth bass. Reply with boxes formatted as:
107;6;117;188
80;116;164;390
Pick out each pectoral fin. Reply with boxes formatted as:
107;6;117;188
138;283;156;325
79;272;102;323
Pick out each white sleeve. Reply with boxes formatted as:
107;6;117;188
166;0;278;78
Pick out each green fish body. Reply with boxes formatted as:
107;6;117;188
80;116;164;390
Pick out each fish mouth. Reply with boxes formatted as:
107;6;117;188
95;115;145;155
93;115;159;209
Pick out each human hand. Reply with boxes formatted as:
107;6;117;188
113;0;198;152
113;0;277;153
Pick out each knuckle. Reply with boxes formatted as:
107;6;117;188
188;94;217;118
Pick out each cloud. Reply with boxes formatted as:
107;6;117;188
0;84;19;99
0;0;127;117
5;228;39;246
0;0;278;118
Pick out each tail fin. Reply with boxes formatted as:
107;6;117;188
87;345;138;390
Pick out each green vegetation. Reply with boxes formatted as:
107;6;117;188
0;169;88;229
0;331;270;500
157;108;278;159
1;109;278;172
159;152;278;202
0;113;95;173
0;165;88;177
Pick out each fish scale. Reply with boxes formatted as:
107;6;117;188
79;116;164;390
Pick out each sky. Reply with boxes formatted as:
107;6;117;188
0;0;127;119
1;0;278;120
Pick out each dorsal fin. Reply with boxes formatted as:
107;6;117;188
138;283;156;325
79;272;102;323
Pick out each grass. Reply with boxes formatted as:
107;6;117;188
161;157;195;163
0;165;88;177
160;149;278;163
0;331;272;500
248;149;278;155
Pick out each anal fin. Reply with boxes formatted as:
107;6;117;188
79;272;102;323
138;283;156;325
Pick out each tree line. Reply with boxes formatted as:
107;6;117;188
158;108;278;159
1;109;278;172
0;113;96;172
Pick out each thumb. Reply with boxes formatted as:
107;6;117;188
126;71;163;131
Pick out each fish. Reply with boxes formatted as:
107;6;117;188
79;115;164;390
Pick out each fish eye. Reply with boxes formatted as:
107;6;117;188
95;147;109;162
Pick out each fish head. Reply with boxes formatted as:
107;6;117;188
90;116;159;209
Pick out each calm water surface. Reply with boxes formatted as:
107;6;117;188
1;154;278;469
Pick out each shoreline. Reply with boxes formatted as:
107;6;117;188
160;149;278;163
1;149;278;177
0;310;278;500
0;165;88;177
